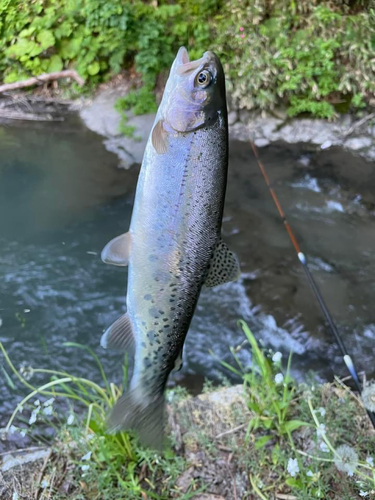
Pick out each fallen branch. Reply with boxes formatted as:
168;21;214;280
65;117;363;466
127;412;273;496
0;70;85;94
345;112;375;137
0;110;64;121
34;448;52;500
215;423;246;439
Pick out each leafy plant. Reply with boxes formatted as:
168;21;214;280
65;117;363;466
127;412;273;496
0;0;373;117
216;1;375;117
211;321;375;499
218;321;309;448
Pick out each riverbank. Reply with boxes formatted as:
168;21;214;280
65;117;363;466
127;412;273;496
78;84;375;168
2;83;373;169
1;324;375;500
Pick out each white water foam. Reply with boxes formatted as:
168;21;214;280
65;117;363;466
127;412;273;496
363;325;375;340
326;200;345;213
291;175;321;193
308;257;334;273
298;155;311;167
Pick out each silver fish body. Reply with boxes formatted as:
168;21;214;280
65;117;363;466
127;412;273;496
129;113;227;387
101;47;239;447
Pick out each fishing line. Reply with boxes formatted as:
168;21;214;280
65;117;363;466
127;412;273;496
250;140;375;429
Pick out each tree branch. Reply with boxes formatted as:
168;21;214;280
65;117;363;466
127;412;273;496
0;70;85;93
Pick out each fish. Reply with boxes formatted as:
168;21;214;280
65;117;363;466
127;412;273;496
100;46;240;448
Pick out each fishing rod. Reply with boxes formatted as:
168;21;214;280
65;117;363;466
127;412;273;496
250;140;375;429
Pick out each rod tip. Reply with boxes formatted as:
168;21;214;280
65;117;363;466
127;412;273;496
343;354;359;383
298;252;306;265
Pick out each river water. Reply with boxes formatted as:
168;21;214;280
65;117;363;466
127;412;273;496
1;116;375;421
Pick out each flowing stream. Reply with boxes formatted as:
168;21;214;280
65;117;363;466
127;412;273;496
1;115;375;423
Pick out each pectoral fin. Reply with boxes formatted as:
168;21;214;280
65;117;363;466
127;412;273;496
101;232;131;266
151;119;168;154
101;313;135;353
204;239;241;288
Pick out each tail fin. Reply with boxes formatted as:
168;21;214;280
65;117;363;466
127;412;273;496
107;389;165;450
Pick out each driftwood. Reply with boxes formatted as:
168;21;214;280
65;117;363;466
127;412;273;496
0;109;64;121
345;112;375;137
0;70;85;94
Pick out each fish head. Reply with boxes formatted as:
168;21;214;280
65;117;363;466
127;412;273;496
161;47;227;133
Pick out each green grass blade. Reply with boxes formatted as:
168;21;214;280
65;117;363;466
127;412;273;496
209;349;242;377
238;321;272;381
1;365;16;390
62;342;111;394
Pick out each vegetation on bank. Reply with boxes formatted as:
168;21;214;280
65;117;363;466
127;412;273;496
1;323;375;499
0;0;374;118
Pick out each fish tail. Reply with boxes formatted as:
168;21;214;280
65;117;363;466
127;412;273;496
106;388;165;450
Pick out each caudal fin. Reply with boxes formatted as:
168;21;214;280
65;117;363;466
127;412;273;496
107;389;165;449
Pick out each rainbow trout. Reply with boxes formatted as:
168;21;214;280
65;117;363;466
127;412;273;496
101;47;240;447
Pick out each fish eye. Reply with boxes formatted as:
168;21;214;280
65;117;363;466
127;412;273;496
196;70;212;88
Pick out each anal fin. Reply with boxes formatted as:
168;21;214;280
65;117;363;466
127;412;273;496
204;238;241;288
101;313;135;353
172;349;183;373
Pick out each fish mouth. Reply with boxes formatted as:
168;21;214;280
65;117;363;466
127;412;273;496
175;47;213;76
176;46;190;66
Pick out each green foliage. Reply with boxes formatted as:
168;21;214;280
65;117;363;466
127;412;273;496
213;321;375;499
116;85;158;117
0;0;219;94
222;321;310;444
217;0;375;117
115;84;158;137
0;0;373;117
2;325;375;498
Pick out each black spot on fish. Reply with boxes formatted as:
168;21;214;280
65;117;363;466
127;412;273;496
147;331;156;342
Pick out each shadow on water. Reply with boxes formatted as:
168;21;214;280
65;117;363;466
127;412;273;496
1;116;375;421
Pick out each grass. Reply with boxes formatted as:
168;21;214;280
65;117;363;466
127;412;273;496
1;322;375;499
0;341;186;499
